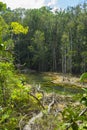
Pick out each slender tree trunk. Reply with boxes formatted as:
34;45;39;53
62;52;65;80
64;49;67;74
69;29;72;73
53;47;57;71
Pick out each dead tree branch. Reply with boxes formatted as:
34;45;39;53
48;97;55;113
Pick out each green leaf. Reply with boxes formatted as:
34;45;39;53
80;73;87;82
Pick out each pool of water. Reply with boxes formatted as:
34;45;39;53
43;84;84;94
52;86;84;94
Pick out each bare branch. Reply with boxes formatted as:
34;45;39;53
79;107;87;117
48;97;55;113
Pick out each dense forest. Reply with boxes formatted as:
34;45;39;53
0;1;87;130
1;2;87;74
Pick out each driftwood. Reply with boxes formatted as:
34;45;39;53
23;92;55;130
23;112;43;130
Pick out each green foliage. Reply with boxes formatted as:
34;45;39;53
0;107;20;130
81;88;87;106
0;16;8;37
0;62;14;105
62;106;78;120
0;62;41;129
62;105;86;130
0;62;20;129
11;22;28;34
62;84;87;130
0;2;6;11
80;72;87;82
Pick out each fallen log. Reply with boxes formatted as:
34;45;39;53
23;94;56;130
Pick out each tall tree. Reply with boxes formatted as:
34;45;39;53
29;30;47;71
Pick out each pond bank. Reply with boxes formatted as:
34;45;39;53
25;72;86;94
